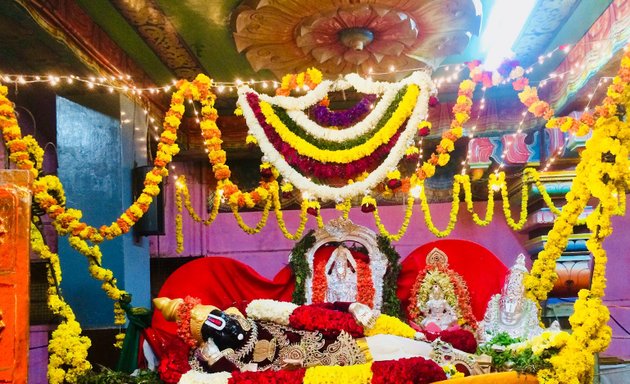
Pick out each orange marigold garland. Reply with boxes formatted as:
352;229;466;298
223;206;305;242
177;296;201;348
356;258;375;307
311;252;328;303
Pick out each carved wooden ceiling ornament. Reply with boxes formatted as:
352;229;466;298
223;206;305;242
233;0;481;77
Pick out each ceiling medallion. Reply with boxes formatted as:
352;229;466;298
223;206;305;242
233;0;481;77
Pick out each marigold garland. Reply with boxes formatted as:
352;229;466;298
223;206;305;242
419;179;461;237
363;314;416;339
524;47;630;384
355;258;376;307
31;221;92;383
177;296;201;348
371;194;415;241
303;363;373;384
276;67;323;96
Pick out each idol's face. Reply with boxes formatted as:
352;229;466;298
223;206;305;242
200;310;245;351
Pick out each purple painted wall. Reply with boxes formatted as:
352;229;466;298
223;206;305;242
601;211;630;359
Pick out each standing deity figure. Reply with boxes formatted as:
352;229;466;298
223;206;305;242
419;285;459;333
478;254;543;343
325;244;358;303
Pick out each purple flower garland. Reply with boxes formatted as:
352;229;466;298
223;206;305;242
312;94;377;127
246;92;403;181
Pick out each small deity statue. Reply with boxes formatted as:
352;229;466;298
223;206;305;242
478;254;544;343
325;244;358;303
419;285;459;333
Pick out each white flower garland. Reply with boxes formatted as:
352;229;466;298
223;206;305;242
178;370;231;384
238;73;431;201
284;86;399;143
245;299;297;325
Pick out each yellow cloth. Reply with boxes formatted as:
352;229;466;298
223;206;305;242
433;372;538;384
355;337;373;363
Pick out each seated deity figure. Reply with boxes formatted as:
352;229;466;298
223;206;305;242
478;254;544;343
408;248;478;335
325;244;358;303
154;297;482;378
419;284;459;333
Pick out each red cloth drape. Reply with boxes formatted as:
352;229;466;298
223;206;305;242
151;256;295;335
396;239;509;320
148;240;509;352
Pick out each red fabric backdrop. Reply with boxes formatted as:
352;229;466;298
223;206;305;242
151;257;295;335
150;240;509;334
396;239;509;320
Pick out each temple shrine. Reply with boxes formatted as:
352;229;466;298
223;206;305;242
0;1;629;383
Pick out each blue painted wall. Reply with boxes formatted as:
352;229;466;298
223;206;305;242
56;95;150;327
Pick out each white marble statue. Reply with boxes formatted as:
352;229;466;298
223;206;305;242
478;254;544;343
325;244;358;303
419;284;458;333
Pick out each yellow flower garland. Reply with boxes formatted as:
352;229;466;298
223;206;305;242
419;179;461;237
371;194;415;241
231;198;273;234
526;49;630;383
273;193;310;240
31;222;92;383
175;182;184;254
258;84;419;164
304;362;373;384
364;314;417;339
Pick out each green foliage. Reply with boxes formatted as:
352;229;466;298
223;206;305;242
377;235;403;319
77;367;162;384
289;230;316;305
477;333;553;374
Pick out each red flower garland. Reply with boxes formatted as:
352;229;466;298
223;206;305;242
246;92;404;181
288;304;365;338
311;252;328;303
371;357;447;384
176;296;201;348
356;258;375;307
157;337;192;384
229;368;306;384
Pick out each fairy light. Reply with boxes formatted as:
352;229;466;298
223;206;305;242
410;184;423;198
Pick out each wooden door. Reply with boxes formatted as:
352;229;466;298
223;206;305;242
0;170;32;383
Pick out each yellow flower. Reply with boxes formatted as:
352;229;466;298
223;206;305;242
259;84;419;164
304;363;373;384
421;162;436;178
364;314;416;338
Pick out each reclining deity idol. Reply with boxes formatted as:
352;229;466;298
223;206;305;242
154;297;484;378
477;254;545;343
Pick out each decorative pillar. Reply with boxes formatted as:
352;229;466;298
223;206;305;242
0;170;32;383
